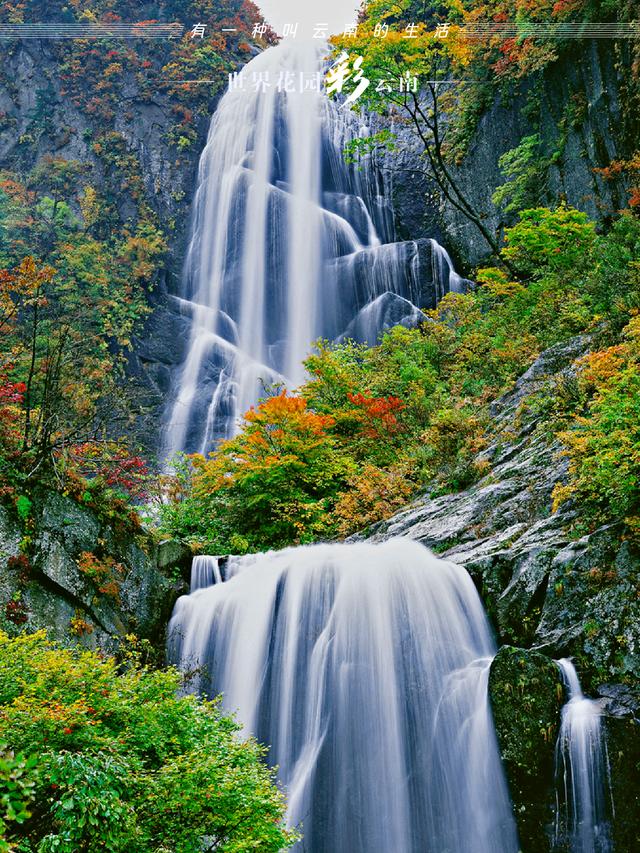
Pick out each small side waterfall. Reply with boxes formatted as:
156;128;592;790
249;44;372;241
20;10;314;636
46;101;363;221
554;659;613;853
189;555;222;592
165;42;467;457
168;538;519;853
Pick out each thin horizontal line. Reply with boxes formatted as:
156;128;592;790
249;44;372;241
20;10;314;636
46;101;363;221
0;35;181;39
458;22;639;39
0;22;184;39
0;25;182;29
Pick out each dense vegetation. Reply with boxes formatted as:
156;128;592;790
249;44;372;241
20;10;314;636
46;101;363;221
159;206;640;552
0;0;268;509
0;0;639;846
157;0;639;552
0;631;296;852
0;9;290;847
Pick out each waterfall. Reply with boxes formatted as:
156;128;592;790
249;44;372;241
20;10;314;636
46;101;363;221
168;538;519;852
189;555;222;592
554;659;613;853
165;42;466;457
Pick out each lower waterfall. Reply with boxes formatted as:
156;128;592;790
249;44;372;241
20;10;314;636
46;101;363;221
168;538;520;852
554;659;613;853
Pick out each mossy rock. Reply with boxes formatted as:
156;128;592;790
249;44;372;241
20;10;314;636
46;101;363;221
1;490;183;653
489;646;563;852
598;685;640;852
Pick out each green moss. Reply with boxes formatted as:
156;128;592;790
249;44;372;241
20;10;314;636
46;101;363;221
489;646;563;853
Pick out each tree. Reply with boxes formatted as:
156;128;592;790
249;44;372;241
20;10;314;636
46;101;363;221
332;0;637;269
553;314;640;540
0;159;165;489
162;391;354;551
331;11;516;266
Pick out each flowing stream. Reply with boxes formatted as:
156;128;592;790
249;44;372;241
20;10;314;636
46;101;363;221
554;659;613;853
165;42;466;456
168;538;520;853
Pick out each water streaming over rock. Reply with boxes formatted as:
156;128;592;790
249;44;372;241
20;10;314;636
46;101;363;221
168;538;519;853
165;42;467;456
189;555;222;592
554;659;613;853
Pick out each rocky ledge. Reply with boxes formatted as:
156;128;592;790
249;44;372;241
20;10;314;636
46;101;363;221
0;490;190;652
362;334;640;850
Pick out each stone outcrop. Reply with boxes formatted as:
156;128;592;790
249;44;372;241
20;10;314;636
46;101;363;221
360;334;640;850
385;41;635;271
489;647;563;853
0;490;189;651
365;334;640;687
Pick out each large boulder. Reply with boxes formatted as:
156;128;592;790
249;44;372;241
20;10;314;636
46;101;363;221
489;647;563;852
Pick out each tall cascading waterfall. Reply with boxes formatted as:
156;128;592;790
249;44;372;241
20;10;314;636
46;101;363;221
165;41;467;456
168;538;520;853
554;659;613;853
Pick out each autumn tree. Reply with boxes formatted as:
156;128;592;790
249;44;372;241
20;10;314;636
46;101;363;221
0;152;169;478
332;9;515;264
161;391;354;551
333;0;637;267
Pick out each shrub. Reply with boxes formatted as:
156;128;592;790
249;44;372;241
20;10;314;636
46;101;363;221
553;315;640;538
0;631;297;852
159;207;640;551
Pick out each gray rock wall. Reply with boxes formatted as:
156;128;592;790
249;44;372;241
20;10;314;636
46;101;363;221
360;334;640;850
0;491;189;651
384;40;635;271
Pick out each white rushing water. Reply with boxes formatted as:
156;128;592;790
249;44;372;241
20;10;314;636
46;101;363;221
554;659;613;853
189;554;222;592
165;42;466;456
168;538;519;853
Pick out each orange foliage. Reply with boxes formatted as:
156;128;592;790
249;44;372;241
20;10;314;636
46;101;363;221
595;153;640;210
346;392;405;439
334;464;414;538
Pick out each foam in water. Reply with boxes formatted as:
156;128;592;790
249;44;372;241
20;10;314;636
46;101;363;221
554;658;613;853
164;42;466;456
168;538;519;853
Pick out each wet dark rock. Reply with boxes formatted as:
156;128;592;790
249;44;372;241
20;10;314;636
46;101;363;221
155;538;193;584
603;710;640;852
598;684;640;720
489;646;563;852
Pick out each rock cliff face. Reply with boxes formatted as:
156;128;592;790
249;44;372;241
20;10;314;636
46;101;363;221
0;39;208;253
0;492;189;651
0;32;248;458
386;40;635;271
366;333;640;684
362;335;640;850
